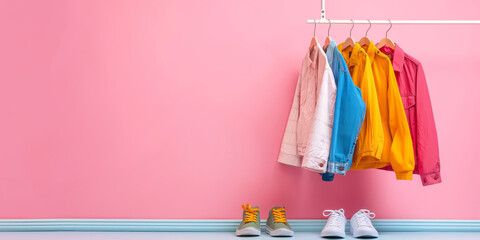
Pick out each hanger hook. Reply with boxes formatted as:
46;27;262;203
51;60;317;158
314;19;317;37
366;19;372;37
327;19;332;36
386;19;392;38
349;19;355;37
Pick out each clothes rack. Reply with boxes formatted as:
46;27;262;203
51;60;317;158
307;19;480;24
309;0;480;24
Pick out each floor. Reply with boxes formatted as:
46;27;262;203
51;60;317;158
0;232;479;240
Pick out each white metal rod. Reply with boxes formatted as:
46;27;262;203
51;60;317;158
307;19;480;24
321;0;325;19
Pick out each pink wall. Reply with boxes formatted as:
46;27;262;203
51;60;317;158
0;0;479;220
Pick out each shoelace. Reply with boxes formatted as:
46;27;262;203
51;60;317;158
355;209;376;227
242;204;259;223
323;209;345;226
272;208;287;223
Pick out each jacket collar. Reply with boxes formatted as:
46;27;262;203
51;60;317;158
305;44;320;67
325;40;337;67
338;42;361;67
378;43;405;72
365;41;377;65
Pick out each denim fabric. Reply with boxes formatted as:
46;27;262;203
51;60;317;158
320;41;366;182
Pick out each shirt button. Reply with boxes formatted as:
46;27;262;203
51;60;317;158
338;167;344;171
433;175;438;180
318;163;324;167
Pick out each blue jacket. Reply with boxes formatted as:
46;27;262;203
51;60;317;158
321;41;366;181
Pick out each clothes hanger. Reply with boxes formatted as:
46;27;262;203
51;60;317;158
323;19;332;52
358;19;372;47
309;20;319;51
342;20;356;50
377;19;395;49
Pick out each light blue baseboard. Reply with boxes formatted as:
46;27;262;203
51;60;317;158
0;219;479;232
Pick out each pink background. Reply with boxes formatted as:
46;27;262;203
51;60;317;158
0;0;479;220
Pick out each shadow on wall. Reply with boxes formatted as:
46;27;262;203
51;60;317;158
270;161;375;219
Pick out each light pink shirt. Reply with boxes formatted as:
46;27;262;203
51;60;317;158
278;45;337;173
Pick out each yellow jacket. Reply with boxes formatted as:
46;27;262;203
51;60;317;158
350;42;415;180
338;43;384;169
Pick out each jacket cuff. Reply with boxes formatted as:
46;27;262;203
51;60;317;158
420;172;442;186
320;172;335;182
395;171;413;180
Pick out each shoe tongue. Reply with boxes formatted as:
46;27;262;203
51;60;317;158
272;207;284;215
358;209;370;214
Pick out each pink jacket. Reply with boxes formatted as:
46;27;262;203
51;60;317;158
379;44;441;186
278;45;337;173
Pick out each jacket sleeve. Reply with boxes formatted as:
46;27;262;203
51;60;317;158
415;63;441;186
353;57;384;164
302;66;337;173
325;66;366;178
278;76;302;167
387;63;415;180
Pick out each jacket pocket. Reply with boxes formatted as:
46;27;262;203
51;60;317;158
401;95;415;110
401;95;416;157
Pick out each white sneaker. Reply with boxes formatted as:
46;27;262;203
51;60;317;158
321;209;347;238
350;209;379;238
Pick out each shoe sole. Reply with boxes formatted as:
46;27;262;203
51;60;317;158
321;229;346;238
265;225;294;237
350;229;379;238
236;227;260;236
